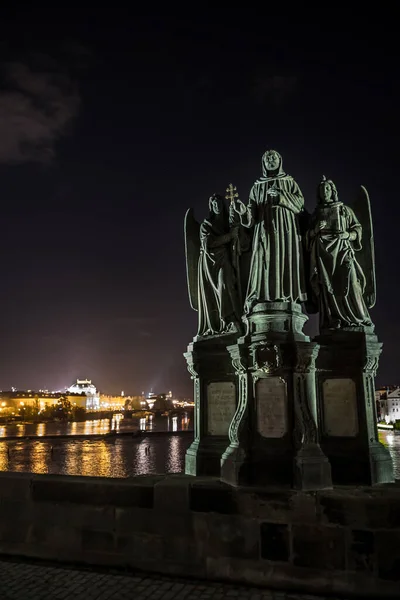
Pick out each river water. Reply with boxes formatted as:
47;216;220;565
0;417;398;480
0;414;193;478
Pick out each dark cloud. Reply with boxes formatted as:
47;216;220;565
0;57;81;164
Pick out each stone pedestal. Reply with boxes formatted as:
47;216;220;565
184;334;238;477
315;329;394;485
221;302;332;490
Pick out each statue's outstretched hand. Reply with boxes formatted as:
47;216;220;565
233;200;247;215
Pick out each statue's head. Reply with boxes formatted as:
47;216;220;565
209;194;225;216
318;176;338;204
262;150;282;175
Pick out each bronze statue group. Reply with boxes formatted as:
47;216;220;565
185;150;375;338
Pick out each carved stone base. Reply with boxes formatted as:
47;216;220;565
244;301;309;342
294;443;332;491
184;334;238;477
185;439;229;477
220;445;248;486
315;330;394;485
221;303;331;489
369;442;395;485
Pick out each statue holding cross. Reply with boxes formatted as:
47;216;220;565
184;192;242;337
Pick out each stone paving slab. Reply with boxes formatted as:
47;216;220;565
0;559;343;599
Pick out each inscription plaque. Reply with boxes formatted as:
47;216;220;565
256;377;287;438
323;378;358;437
207;381;236;436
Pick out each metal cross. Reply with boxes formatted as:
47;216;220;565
225;183;239;204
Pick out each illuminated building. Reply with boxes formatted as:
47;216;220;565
99;394;144;410
146;392;173;411
67;379;100;410
0;390;86;418
378;387;400;423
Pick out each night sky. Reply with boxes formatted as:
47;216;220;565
0;10;398;395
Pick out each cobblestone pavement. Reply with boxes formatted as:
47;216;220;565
0;559;343;600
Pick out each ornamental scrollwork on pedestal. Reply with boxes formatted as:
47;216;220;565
187;364;198;380
184;352;199;380
229;346;248;376
363;354;380;417
294;375;317;447
228;373;248;446
363;355;380;376
231;356;247;375
251;343;282;374
295;343;319;374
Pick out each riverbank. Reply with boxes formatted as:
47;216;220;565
0;407;192;426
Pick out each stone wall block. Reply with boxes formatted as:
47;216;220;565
115;506;153;533
0;518;32;546
189;481;237;514
150;512;192;538
289;492;318;523
162;535;202;565
195;513;259;560
82;529;115;553
0;473;32;501
154;477;191;513
292;524;346;570
31;477;154;508
31;503;115;532
375;530;400;581
319;490;400;529
260;522;290;561
318;492;368;528
347;529;375;573
27;523;82;553
115;532;163;563
236;490;291;521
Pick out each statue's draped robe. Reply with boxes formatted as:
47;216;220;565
308;201;371;329
243;158;307;313
197;218;238;336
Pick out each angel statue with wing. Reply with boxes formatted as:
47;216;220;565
306;176;375;331
184;194;242;338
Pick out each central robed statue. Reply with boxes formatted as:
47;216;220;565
233;149;307;313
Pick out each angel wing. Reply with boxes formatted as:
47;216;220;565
352;186;376;308
299;207;319;314
184;208;200;311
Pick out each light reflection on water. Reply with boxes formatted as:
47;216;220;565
166;435;182;473
0;413;192;439
0;437;193;478
0;414;194;478
2;417;394;480
2;431;397;480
